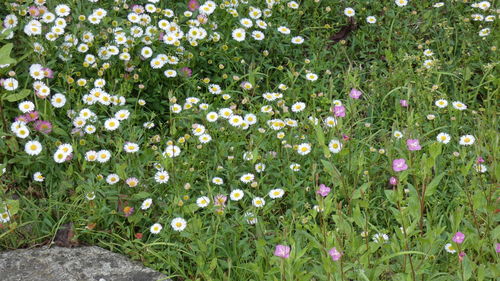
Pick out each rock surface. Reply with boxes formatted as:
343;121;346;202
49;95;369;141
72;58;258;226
0;246;169;281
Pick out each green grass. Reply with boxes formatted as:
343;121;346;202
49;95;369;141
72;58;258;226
0;0;499;280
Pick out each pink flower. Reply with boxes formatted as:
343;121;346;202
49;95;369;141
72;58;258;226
406;139;421;151
452;232;465;244
400;100;409;107
123;206;134;217
392;158;408;172
42;68;54;79
477;157;485;163
495;243;500;253
389;177;398;186
328;247;343;261
458;251;466;262
34;120;52;134
342;134;350;141
274;245;291;259
349;88;362;99
28;6;40;17
15;115;29;123
214;194;227;207
26;111;39;122
188;0;200;11
316;184;331;197
333;106;346;117
180;67;193;77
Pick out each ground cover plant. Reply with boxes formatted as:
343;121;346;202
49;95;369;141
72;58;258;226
0;0;498;280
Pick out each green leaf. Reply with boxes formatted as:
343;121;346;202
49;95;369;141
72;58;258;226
116;162;127;179
314;125;330;157
352;204;364;228
52;127;68;137
378;251;428;263
0;43;16;65
384;189;396;204
321;159;340;178
463;255;473;280
429;142;442;159
4;89;31;102
132;192;152;199
425;172;445;197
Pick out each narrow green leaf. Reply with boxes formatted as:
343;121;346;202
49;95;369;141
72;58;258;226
425;172;445;197
4;89;31;102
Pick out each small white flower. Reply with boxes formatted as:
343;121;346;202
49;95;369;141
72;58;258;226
291;102;306;113
435;99;448;108
452;101;467;111
297;143;311;155
372;233;389;243
291;36;304;44
230;189;244;201
196;196;210;208
124;142;139;153
150;223;162;234
212;177;224;185
328;139;342;153
344;8;355;17
252;197;266;208
141;198;153;210
33;172;45;182
240;173;255;183
104;118;120;131
479;28;490;37
305;73;318;81
290;163;301;171
19;101;35;113
436;133;451;144
25;140;42;155
459;135;475;146
171;217;187;231
393;131;404;139
244;212;258;225
366;16;377;24
154;170;170;183
232;28;246;42
106;174;120;185
277;26;290;34
395;0;408;7
444;243;456;253
163;145;181;158
269;188;285;199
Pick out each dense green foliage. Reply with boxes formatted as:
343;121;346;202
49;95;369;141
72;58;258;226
0;0;498;280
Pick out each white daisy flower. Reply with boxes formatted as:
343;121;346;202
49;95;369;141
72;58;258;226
344;8;355;17
328;139;342;153
269;188;285;199
232;28;246;41
230;189;244;201
171;217;187;231
436;133;451;144
154;170;170;183
150;223;162;234
240;173;255;183
297;143;312;155
366;16;377;24
196;196;210;208
252;197;266;208
25;140;42;155
459;135;475;146
141;198;153;210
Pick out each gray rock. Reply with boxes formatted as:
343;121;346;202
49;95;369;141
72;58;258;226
0;246;169;281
